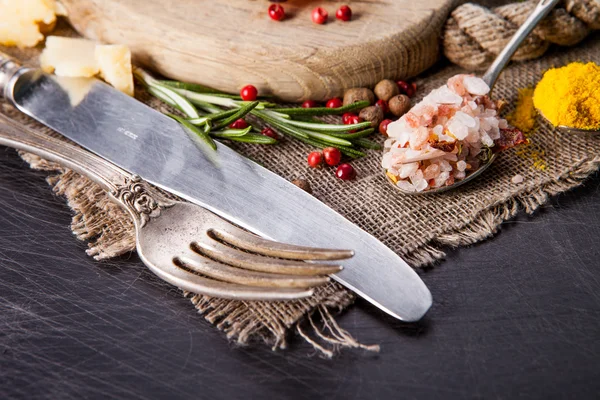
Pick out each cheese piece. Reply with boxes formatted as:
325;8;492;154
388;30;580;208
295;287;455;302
51;75;95;107
0;0;58;47
96;45;134;96
40;36;99;77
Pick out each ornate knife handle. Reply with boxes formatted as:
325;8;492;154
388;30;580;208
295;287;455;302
0;113;172;227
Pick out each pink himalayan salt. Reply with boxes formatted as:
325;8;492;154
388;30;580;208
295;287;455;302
382;74;508;192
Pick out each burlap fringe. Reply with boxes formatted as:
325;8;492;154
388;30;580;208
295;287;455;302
409;156;600;266
443;0;600;70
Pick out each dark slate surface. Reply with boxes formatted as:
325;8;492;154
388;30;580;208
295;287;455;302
0;147;599;400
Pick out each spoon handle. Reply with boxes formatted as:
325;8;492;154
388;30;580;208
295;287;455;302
481;0;560;89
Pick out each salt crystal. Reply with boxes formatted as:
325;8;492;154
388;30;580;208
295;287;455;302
429;86;463;105
399;162;419;179
423;163;441;180
433;125;444;136
448;119;468;140
463;76;490;96
396;180;416;192
511;174;524;184
439;160;453;172
456;160;467;171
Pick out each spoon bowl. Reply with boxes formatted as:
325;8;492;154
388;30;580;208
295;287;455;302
385;154;497;195
385;0;561;195
536;109;600;136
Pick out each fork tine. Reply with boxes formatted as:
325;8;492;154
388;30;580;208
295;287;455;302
177;255;330;288
192;241;343;276
142;256;315;301
209;226;354;261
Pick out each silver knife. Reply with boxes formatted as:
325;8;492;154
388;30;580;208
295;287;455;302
0;54;432;322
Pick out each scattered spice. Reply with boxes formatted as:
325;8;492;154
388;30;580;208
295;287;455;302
343;88;375;107
291;179;312;193
261;127;278;139
336;163;356;180
268;4;285;21
511;174;524;184
533;62;600;130
302;100;318;108
307;151;323;168
323;147;342;166
379;119;392;136
396;80;416;98
336;5;352;21
508;87;546;171
229;118;249;129
374;79;399;102
359;105;384;128
326;97;343;108
375;99;389;114
388;94;411;117
311;7;328;24
240;84;258;101
342;112;357;124
506;87;536;134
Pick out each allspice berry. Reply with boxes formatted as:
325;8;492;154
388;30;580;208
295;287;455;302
343;88;375;107
388;94;411;117
291;178;312;194
359;106;384;128
374;79;399;102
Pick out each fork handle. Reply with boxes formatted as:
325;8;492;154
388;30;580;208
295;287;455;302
0;112;129;192
0;112;174;227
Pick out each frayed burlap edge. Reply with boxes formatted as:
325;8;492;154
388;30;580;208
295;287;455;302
17;149;599;357
405;156;600;266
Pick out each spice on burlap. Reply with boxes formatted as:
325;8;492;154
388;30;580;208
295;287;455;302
533;62;600;130
3;23;600;357
507;88;536;134
444;0;600;70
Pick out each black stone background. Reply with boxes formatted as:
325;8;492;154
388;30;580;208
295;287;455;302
1;139;599;399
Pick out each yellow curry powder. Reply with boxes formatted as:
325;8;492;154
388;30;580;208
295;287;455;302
506;87;547;171
533;62;600;130
507;87;536;134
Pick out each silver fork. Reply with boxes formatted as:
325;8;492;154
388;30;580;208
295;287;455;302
0;113;352;300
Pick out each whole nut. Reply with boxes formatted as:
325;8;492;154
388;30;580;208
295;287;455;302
374;79;399;101
291;178;312;194
343;88;375;107
388;94;411;117
359;106;384;128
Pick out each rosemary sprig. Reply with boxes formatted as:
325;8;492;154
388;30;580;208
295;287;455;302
135;68;381;159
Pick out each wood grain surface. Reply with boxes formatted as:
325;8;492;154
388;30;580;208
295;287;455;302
59;0;456;101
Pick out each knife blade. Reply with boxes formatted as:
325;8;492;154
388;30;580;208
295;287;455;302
1;60;432;321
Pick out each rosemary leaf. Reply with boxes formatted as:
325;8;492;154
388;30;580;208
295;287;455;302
328;128;375;139
303;130;353;146
167;113;217;151
354;138;383;150
167;114;219;166
270;101;370;116
224;134;278;144
210;127;252;138
171;88;238;108
211;101;259;131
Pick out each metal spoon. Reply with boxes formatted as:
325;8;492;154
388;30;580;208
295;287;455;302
537;109;600;136
386;0;561;195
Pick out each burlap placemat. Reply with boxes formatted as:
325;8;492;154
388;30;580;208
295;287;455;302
2;21;600;356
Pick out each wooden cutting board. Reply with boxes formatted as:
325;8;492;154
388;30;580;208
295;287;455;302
60;0;456;101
